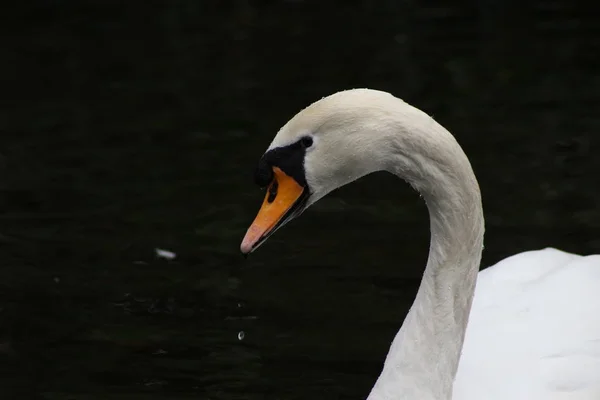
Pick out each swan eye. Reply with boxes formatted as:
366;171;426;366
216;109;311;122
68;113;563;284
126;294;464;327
300;136;313;148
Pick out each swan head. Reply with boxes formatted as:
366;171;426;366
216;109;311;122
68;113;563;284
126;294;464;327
240;89;401;254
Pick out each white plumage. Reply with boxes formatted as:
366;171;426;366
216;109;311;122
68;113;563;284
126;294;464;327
455;248;600;400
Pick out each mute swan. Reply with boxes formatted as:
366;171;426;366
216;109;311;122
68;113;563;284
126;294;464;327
239;89;600;400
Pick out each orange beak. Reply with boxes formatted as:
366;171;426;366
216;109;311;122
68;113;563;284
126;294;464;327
241;167;306;254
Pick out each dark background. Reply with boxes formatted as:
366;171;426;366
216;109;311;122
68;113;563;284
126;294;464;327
1;1;599;399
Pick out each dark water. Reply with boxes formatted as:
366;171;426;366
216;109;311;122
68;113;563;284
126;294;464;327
1;2;600;399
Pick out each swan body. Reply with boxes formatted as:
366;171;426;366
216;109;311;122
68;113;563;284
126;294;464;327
239;89;600;399
456;248;600;400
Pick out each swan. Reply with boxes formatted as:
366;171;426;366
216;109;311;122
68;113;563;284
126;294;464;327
239;89;600;400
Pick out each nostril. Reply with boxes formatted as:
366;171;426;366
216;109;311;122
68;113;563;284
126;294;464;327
267;180;278;203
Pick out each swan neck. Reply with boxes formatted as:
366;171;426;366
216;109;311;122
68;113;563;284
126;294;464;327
368;107;484;400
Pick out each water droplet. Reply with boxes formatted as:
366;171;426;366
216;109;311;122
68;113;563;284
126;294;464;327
237;331;245;341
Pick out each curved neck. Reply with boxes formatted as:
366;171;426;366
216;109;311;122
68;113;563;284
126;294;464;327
365;104;485;400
